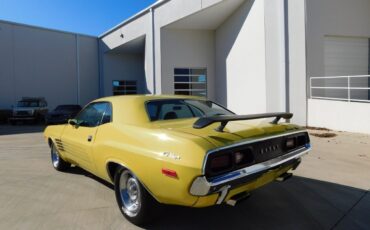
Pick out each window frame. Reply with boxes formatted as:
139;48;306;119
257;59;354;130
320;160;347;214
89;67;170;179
174;68;207;97
112;80;138;95
74;101;113;128
144;99;234;122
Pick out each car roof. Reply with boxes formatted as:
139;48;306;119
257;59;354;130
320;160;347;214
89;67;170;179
92;95;206;125
93;94;204;103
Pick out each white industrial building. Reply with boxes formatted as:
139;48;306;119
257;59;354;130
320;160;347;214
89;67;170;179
1;0;370;132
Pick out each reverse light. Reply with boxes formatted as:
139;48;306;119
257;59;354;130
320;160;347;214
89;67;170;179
234;148;254;166
234;152;244;164
161;168;178;178
285;138;296;149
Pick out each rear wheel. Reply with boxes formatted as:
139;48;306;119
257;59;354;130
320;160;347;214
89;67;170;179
51;143;70;171
114;168;161;226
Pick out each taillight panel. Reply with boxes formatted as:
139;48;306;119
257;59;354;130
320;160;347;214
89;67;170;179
204;132;310;178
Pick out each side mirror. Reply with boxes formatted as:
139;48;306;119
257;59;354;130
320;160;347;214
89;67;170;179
68;119;78;126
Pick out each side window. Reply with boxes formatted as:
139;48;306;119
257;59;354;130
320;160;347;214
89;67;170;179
75;103;108;127
146;103;158;121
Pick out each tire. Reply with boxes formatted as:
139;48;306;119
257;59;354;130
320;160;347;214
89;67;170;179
9;120;16;126
114;168;161;226
50;142;70;171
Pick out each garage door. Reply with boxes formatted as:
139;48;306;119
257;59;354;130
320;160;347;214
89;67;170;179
324;36;369;76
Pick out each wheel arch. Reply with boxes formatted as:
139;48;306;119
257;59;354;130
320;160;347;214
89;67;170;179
106;160;160;203
48;138;53;148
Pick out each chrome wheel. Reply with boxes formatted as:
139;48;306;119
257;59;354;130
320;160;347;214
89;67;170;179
119;171;141;217
51;145;60;168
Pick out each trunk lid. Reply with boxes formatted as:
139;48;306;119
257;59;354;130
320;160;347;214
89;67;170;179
155;118;302;148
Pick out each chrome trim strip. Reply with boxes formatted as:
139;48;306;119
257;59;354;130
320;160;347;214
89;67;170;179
202;129;308;174
190;145;310;196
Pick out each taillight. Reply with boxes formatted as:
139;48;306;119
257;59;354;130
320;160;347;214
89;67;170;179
285;133;310;151
297;134;308;146
209;154;232;172
206;148;255;177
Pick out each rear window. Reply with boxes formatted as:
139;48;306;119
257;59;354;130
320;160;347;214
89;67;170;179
146;99;234;121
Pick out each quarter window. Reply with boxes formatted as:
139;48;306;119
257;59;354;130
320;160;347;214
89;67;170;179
101;103;112;125
113;80;137;95
174;68;207;97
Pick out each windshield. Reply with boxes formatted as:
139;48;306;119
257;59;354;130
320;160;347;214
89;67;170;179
17;101;39;107
146;99;234;121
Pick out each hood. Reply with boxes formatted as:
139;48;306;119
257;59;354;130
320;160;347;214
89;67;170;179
155;118;303;148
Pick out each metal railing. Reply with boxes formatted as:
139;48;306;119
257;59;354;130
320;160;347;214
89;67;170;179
310;75;370;103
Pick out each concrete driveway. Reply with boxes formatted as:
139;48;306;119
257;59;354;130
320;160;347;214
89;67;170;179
0;125;369;230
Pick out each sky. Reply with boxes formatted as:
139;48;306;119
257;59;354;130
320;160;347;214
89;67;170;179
0;0;156;36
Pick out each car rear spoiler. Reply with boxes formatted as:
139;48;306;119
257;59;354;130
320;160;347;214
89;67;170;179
193;112;293;132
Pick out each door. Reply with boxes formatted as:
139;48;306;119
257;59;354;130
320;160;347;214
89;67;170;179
62;102;110;172
324;36;369;76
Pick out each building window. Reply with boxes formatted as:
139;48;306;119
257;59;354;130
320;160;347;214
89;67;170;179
174;68;207;97
112;80;137;95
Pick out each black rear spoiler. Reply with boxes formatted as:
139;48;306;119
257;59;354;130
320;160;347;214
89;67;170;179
193;112;293;132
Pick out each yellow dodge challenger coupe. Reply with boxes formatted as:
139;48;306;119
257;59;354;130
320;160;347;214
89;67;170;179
44;95;311;225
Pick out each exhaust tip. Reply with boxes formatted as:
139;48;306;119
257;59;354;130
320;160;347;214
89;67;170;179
226;192;250;206
275;172;293;182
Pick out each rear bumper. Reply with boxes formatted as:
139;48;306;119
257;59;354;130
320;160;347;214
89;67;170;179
189;144;311;201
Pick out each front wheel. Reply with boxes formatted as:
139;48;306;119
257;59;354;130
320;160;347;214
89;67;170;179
114;168;161;226
50;143;70;171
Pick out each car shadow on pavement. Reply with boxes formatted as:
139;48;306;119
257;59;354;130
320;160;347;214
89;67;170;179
61;166;114;190
62;167;370;230
146;176;369;230
0;125;46;135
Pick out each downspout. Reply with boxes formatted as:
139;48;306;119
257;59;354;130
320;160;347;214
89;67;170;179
304;0;309;125
150;8;156;95
98;39;104;97
75;34;81;105
284;0;290;113
368;38;370;100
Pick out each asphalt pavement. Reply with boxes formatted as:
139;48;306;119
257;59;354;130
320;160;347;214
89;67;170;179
0;125;369;229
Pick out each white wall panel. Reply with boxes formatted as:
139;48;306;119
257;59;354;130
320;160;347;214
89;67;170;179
308;99;370;134
215;0;267;114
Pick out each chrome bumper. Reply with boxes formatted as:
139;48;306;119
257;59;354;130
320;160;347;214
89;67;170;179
190;144;311;197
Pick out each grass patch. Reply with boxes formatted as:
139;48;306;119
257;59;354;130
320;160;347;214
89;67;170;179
310;132;337;138
306;126;331;132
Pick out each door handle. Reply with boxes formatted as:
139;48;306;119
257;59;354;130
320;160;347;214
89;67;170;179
87;135;93;142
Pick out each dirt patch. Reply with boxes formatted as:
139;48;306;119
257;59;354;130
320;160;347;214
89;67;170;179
306;126;332;132
310;132;337;138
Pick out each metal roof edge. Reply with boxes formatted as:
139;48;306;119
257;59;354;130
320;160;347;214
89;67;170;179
99;0;171;38
0;19;97;38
